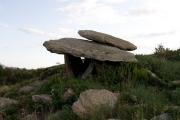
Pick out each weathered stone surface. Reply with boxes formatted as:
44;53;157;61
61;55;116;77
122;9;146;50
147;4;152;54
32;94;52;103
0;97;18;109
30;80;48;87
62;88;75;102
43;38;137;62
72;89;119;118
78;30;137;51
19;86;35;94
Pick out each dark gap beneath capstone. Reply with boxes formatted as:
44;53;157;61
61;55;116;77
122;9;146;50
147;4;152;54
64;54;94;77
64;54;122;78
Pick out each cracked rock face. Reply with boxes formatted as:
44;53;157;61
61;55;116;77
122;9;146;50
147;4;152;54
78;30;137;51
43;38;137;62
72;89;119;118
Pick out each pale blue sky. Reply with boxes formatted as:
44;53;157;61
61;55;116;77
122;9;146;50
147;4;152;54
0;0;180;68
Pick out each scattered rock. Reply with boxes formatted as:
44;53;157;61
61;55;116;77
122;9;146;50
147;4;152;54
43;38;137;62
146;69;170;87
62;88;75;102
32;94;52;104
151;113;168;120
78;30;137;51
146;70;158;78
30;80;48;87
19;86;35;94
0;97;18;109
19;80;48;94
72;89;119;118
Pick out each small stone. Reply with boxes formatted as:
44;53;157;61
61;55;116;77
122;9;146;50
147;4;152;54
19;86;35;94
32;94;52;104
0;97;18;109
19;80;48;94
30;80;48;87
62;88;75;102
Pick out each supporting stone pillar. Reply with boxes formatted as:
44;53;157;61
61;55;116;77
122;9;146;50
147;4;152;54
64;54;84;78
81;59;94;79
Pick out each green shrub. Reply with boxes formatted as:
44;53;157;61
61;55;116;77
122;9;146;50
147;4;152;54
0;104;20;120
154;44;180;61
39;65;64;80
48;106;79;120
136;55;180;81
0;65;64;85
94;62;138;91
115;85;169;120
88;105;114;120
0;68;38;85
169;88;180;106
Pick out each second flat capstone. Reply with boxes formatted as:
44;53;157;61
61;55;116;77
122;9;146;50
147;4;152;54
78;30;137;51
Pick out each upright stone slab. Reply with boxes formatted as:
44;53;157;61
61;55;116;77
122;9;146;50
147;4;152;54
78;30;137;51
64;54;84;77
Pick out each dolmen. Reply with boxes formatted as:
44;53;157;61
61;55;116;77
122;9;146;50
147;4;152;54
43;30;137;78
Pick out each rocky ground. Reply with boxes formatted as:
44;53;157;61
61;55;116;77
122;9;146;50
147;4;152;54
0;30;180;120
0;55;180;120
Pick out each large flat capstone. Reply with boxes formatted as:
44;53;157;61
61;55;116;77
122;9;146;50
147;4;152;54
43;38;137;62
78;30;137;51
